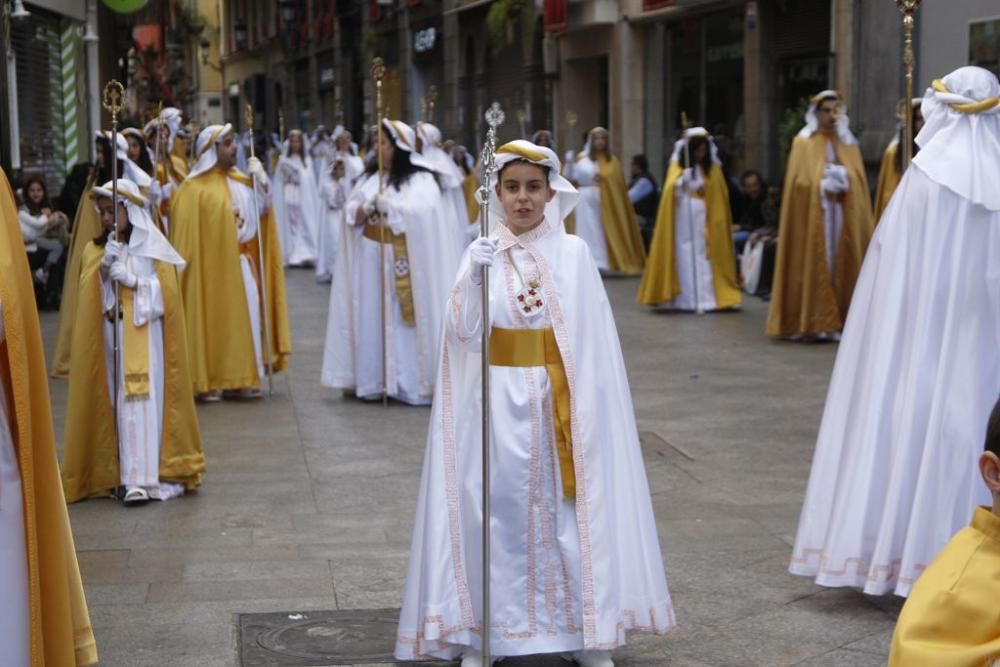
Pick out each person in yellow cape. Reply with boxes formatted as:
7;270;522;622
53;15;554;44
0;168;98;665
873;98;923;224
637;127;741;311
765;90;873;339
60;179;205;505
52;133;125;377
170;123;292;399
146;107;189;236
564;127;646;274
888;398;1000;666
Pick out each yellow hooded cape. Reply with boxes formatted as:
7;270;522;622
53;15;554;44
60;242;206;502
637;161;741;308
765;133;873;337
0;169;98;665
873;140;901;224
594;153;647;274
169;168;292;392
51;182;102;377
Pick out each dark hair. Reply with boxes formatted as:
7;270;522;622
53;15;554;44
686;136;713;173
92;195;133;246
58;162;93;219
94;136;124;185
364;129;429;190
126;130;155;176
986;397;1000;458
21;175;50;215
497;158;550;181
632;154;649;173
287;133;308;162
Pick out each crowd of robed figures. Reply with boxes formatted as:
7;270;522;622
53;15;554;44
2;64;999;666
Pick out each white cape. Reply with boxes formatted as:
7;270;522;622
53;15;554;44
273;154;321;266
320;170;461;404
789;164;1000;596
395;219;675;659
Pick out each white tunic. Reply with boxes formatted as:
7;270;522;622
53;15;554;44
101;255;183;499
567;157;609;270
0;302;31;667
663;167;717;311
320;170;461;405
789;164;1000;596
395;219;674;660
316;175;347;282
228;176;270;381
273;155;321;266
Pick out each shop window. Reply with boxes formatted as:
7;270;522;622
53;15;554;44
970;17;1000;77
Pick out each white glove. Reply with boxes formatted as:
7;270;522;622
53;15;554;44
468;236;498;286
564;150;576;164
363;194;389;218
247;156;265;177
109;261;137;288
103;240;125;266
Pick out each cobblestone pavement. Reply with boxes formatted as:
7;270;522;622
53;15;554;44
41;269;900;666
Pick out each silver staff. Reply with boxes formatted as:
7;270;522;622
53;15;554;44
371;57;389;408
477;100;504;665
102;79;125;481
680;112;704;315
245;104;274;396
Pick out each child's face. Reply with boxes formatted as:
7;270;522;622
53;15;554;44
332;162;345;179
496;161;554;234
96;196;130;234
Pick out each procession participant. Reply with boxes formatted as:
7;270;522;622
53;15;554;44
122;127;155;177
0;167;98;666
310;125;336;184
637;128;741;312
273;129;321;267
170;123;292;399
331;126;365;188
395;140;675;666
52;134;123;377
418;121;476;240
320;119;460;405
564;127;646;274
887;398;1000;666
60;179;205;505
531;128;556;150
789;67;1000;597
765;90;873;340
455;144;480;227
873;98;923;223
316;158;348;284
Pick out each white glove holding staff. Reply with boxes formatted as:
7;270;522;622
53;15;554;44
109;261;138;288
468;235;498;286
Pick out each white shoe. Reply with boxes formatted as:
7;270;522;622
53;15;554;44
566;650;614;667
461;650;501;666
123;486;150;506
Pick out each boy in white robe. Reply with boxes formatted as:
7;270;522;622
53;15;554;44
395;141;675;666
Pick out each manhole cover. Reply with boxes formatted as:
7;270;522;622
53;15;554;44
240;608;428;666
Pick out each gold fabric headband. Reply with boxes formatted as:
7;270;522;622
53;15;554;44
497;143;547;163
198;126;229;158
90;187;147;208
931;79;1000;114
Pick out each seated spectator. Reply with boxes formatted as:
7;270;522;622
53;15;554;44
628;154;659;249
740;184;780;299
732;170;768;257
887;397;1000;666
18;176;67;283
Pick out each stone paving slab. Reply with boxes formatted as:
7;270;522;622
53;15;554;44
35;269;902;666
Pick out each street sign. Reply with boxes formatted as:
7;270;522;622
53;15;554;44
102;0;150;13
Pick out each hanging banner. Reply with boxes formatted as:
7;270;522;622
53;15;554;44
102;0;150;13
543;0;567;34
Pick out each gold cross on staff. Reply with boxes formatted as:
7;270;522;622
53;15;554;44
102;80;126;119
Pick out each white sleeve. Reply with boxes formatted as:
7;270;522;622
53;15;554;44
445;266;486;350
18;209;48;231
132;270;165;326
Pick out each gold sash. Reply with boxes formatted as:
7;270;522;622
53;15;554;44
489;326;575;498
116;284;151;400
362;221;415;326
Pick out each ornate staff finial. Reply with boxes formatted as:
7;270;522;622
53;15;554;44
245;103;254;131
565;110;578;128
370;56;386;82
896;0;921;170
102;79;125;120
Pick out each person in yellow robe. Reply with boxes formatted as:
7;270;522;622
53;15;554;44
638;127;741;311
888;398;1000;667
148;107;190;235
873;98;923;224
0;168;98;666
565;127;646;274
52;134;123;377
766;90;874;339
60;179;205;505
170;123;292;399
